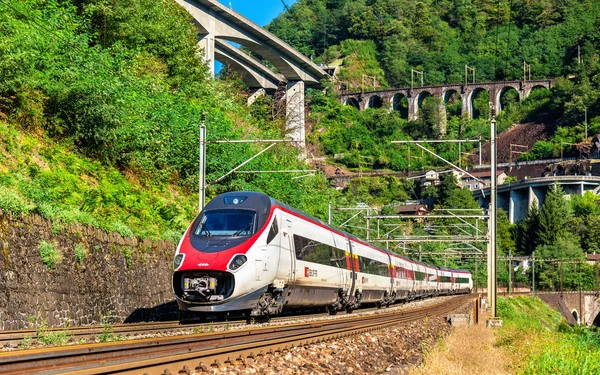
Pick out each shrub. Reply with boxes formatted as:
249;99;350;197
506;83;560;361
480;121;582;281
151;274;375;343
38;241;60;269
0;188;35;216
74;244;87;264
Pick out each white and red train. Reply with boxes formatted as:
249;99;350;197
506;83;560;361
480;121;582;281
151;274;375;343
172;191;472;320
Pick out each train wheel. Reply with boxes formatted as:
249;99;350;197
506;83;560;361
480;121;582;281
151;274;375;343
327;305;338;316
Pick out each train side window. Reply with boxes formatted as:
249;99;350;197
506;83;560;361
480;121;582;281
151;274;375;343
266;218;278;244
293;234;345;268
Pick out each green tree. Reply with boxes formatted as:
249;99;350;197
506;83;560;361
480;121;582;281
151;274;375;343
537;184;571;246
515;204;540;255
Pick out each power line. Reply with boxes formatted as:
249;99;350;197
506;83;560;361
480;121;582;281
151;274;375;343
0;0;70;44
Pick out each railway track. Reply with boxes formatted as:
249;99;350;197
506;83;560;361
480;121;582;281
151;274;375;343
0;295;473;375
0;312;338;349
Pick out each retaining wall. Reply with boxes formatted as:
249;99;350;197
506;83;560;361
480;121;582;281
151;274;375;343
0;210;177;330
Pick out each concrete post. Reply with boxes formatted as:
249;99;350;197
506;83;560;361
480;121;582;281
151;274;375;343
509;190;516;224
198;8;216;76
286;81;306;157
408;95;418;121
438;95;447;135
462;91;472;119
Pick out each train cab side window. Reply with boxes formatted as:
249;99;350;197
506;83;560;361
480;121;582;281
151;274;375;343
266;218;279;244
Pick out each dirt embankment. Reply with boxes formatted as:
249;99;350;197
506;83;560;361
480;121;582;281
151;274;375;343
470;122;552;165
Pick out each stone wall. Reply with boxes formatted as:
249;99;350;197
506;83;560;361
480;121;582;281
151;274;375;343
0;210;178;330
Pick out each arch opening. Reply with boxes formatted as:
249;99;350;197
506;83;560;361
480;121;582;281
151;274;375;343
592;311;600;327
499;86;520;112
367;95;383;109
471;88;490;119
444;90;462;119
572;309;580;324
392;93;409;119
417;91;433;110
345;97;360;110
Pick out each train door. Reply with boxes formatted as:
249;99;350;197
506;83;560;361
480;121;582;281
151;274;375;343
259;211;281;283
278;214;296;283
387;253;394;296
347;239;356;298
332;233;351;291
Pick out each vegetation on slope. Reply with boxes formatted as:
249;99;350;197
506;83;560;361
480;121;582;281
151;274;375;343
269;0;600;169
0;0;340;239
498;297;600;374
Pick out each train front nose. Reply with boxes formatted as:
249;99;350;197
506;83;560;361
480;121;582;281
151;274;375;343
174;271;235;303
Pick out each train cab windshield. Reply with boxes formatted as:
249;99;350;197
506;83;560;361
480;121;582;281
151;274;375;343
195;209;256;237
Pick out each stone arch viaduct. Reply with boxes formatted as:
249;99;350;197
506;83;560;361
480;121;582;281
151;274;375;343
340;79;554;123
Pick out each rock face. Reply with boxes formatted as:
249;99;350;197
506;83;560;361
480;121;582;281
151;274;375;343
0;210;177;330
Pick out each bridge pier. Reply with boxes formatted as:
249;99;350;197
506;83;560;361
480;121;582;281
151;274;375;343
286;81;306;157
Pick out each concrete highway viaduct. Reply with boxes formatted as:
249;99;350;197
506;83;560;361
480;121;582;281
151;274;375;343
173;0;329;152
340;79;554;131
473;176;600;224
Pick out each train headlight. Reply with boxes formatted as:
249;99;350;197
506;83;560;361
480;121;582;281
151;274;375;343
173;253;185;270
228;254;247;271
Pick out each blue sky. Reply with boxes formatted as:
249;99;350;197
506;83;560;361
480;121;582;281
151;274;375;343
217;0;298;26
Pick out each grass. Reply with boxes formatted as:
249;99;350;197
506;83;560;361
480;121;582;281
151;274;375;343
410;324;512;375
497;296;600;374
0;120;196;242
73;244;87;264
30;316;71;347
413;297;600;375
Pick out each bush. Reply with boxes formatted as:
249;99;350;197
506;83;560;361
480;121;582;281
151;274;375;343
38;241;60;269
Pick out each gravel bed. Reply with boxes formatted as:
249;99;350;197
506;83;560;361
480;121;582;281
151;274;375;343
191;298;472;375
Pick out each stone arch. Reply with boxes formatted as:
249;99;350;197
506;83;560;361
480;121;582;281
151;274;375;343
497;86;521;112
392;93;409;119
417;91;433;109
345;97;360;110
468;87;490;119
525;84;551;98
592;311;600;327
366;95;383;109
443;89;462;118
572;309;580;324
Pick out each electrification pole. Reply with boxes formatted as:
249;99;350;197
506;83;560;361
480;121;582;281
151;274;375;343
199;113;207;212
489;113;498;317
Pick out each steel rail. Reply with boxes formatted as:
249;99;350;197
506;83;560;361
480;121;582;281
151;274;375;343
0;295;472;375
0;321;183;348
0;312;340;349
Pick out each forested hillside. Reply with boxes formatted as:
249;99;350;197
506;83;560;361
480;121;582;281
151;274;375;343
2;0;600;285
0;0;339;240
269;0;599;86
266;0;600;172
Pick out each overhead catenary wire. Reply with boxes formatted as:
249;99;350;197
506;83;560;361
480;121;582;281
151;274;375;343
0;0;71;44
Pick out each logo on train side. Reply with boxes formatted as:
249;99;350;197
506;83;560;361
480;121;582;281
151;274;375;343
304;267;318;277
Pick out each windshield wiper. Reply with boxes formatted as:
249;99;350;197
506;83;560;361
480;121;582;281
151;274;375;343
232;224;251;237
199;223;212;237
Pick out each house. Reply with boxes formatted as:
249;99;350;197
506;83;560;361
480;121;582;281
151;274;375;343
587;253;600;265
394;204;429;218
460;170;507;191
420;170;440;188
